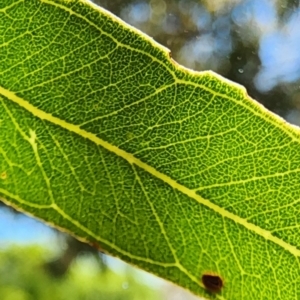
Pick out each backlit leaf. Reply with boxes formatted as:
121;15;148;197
1;0;300;299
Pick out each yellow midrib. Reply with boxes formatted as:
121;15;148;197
1;85;299;259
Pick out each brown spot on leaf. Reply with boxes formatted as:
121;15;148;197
90;241;105;253
202;273;223;293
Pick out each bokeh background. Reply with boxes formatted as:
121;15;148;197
1;0;300;299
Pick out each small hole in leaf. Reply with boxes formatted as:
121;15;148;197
202;274;223;293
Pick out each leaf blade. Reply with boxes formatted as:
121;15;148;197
1;0;300;299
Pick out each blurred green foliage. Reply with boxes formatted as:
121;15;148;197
0;245;162;300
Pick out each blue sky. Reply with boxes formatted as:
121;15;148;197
121;0;300;92
0;207;55;247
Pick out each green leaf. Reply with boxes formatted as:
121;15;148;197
0;0;300;299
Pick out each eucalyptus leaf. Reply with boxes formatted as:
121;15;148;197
1;0;300;299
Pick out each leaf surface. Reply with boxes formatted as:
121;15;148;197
1;0;300;299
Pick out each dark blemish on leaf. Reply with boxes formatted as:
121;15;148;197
1;172;7;180
90;241;105;253
202;273;223;293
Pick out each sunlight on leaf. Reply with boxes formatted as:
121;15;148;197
1;0;300;299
